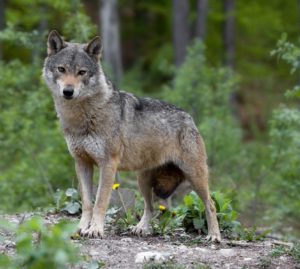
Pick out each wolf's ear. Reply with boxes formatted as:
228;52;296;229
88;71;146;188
85;36;102;60
47;30;66;55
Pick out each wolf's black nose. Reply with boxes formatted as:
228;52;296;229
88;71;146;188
63;86;74;99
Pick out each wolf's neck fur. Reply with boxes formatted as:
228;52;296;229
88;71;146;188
53;72;113;134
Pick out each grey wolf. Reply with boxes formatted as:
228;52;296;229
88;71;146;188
43;30;221;242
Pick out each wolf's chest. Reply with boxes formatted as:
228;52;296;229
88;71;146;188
65;134;105;163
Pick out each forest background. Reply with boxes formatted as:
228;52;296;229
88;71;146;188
0;0;299;238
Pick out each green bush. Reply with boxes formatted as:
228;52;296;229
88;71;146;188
0;2;95;212
0;217;79;269
176;191;241;238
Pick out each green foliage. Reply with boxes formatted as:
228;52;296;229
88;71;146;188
54;188;81;215
116;208;138;230
86;260;106;269
263;38;300;227
237;226;271;242
0;59;73;212
0;0;299;239
0;217;79;269
151;206;179;235
271;34;300;98
271;243;300;264
258;256;272;269
194;265;212;269
0;1;95;212
175;191;241;238
290;243;300;262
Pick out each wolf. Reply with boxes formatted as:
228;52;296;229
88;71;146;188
43;30;221;242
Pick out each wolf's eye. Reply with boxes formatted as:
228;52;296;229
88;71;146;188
78;70;87;76
58;66;66;73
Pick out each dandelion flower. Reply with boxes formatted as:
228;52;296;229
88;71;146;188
159;205;166;211
112;183;120;190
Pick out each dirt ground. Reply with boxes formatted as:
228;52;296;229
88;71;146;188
0;213;299;269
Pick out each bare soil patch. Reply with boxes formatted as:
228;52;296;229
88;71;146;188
0;213;298;269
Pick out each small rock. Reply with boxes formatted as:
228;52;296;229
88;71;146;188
178;245;188;251
135;251;171;263
121;237;132;242
195;247;208;253
280;256;287;261
4;240;15;248
244;257;252;261
210;244;218;250
90;250;99;256
219;249;236;257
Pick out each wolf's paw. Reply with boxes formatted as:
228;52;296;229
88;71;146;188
131;222;151;236
80;221;104;238
77;217;91;234
206;232;221;243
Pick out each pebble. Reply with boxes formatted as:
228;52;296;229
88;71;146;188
219;248;236;257
178;245;188;251
195;247;209;253
90;250;100;256
244;257;252;261
121;238;132;242
135;251;171;263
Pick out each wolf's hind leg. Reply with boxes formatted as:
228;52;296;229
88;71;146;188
183;157;221;242
75;158;94;234
132;171;153;236
186;162;221;243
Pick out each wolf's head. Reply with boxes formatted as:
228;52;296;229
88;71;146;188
43;30;106;101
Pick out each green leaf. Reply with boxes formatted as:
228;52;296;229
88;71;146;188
87;260;105;269
54;250;68;265
62;202;81;215
183;195;193;207
0;254;12;268
65;188;78;199
193;218;205;230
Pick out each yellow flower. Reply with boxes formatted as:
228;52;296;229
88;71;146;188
112;183;120;190
70;232;81;240
159;205;166;211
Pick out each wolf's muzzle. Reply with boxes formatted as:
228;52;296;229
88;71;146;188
63;85;74;100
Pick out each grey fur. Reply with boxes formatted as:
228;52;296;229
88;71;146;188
43;31;221;242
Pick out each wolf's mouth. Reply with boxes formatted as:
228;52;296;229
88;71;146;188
63;95;74;100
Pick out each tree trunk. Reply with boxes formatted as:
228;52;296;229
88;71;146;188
172;0;190;67
223;0;235;69
195;0;208;40
0;0;5;60
100;0;123;84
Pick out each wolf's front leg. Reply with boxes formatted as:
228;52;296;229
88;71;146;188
82;158;118;238
75;158;94;234
132;171;153;236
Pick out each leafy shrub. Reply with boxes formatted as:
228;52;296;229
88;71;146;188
0;217;79;269
175;191;241;238
271;243;299;263
0;2;95;212
54;188;82;215
263;36;300;229
148;190;244;239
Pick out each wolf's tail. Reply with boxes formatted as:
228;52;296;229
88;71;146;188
151;162;185;199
